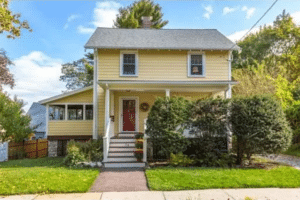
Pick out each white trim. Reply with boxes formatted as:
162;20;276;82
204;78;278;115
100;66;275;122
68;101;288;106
105;87;110;132
187;51;206;78
39;86;93;105
228;50;232;81
120;50;139;77
48;103;93;122
93;48;98;140
99;80;238;85
119;96;139;133
226;84;232;99
166;89;170;97
45;104;49;138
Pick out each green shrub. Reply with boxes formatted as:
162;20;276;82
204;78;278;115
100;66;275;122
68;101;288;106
80;139;103;162
231;95;292;165
135;142;143;149
146;97;191;159
63;142;86;167
170;152;194;167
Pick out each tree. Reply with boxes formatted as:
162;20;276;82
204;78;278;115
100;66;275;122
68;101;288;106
0;92;32;142
60;53;94;91
230;95;292;165
114;0;168;29
0;49;14;91
0;0;32;39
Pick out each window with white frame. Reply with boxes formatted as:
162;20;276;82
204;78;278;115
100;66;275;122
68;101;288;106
120;51;138;76
188;53;205;77
68;105;83;120
49;105;65;120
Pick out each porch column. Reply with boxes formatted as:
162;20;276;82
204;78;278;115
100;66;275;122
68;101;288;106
109;91;114;137
166;89;170;97
93;48;98;140
105;86;110;132
225;84;232;99
45;104;49;138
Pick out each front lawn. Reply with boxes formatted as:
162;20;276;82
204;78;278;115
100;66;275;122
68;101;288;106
0;157;99;195
146;166;300;191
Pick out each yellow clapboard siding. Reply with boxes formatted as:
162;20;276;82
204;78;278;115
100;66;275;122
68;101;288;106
51;89;93;103
98;49;229;81
48;121;93;136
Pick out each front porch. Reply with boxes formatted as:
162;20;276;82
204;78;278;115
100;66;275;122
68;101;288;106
98;80;235;168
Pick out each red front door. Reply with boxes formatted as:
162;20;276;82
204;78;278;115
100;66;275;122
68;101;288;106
122;99;136;131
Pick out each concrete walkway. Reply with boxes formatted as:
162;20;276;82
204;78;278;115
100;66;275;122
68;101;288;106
2;188;300;200
89;168;149;192
265;154;300;170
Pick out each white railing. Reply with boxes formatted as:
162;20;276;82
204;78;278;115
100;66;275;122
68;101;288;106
103;118;111;162
143;118;148;162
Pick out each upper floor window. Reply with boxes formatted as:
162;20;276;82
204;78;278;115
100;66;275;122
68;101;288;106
120;51;138;76
188;52;205;77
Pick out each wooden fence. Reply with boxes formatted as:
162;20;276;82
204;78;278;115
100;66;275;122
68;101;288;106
9;139;48;160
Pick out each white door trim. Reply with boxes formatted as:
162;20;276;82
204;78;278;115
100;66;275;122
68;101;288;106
119;96;139;133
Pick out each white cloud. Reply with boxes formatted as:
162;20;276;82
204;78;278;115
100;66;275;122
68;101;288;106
203;5;213;20
223;7;237;15
291;11;300;25
3;51;66;112
78;1;121;34
77;25;95;34
242;6;256;19
64;14;80;29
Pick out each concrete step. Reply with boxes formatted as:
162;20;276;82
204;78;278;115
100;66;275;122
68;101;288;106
108;152;134;157
109;147;135;152
110;143;135;148
107;157;137;162
104;162;145;168
110;138;135;143
118;133;135;138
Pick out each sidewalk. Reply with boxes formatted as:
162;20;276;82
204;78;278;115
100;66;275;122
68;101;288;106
2;188;300;200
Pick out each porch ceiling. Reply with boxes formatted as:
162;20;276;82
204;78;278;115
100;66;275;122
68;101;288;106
98;80;237;93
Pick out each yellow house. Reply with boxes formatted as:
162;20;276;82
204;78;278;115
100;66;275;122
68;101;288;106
39;19;238;167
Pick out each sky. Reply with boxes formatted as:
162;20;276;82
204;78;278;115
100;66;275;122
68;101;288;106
2;0;300;112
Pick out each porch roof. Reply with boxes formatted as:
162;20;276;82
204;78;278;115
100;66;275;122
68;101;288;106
98;80;237;92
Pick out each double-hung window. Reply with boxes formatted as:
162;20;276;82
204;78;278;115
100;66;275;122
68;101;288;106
120;51;138;76
188;52;205;77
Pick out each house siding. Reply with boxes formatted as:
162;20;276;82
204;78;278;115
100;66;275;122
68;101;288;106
50;89;93;104
98;49;229;81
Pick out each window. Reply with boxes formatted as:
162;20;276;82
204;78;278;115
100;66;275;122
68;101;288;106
68;105;83;120
188;53;205;77
120;51;138;76
85;105;93;120
49;105;65;120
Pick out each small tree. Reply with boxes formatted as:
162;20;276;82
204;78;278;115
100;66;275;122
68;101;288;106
231;95;292;165
146;97;190;158
0;92;32;142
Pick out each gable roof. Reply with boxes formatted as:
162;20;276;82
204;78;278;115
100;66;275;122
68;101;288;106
85;28;238;50
27;103;46;133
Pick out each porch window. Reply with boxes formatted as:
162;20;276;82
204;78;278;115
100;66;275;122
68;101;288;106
49;105;65;120
120;51;138;76
188;52;205;77
68;105;83;120
85;105;93;120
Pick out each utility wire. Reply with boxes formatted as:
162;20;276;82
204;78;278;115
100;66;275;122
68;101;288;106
230;0;279;51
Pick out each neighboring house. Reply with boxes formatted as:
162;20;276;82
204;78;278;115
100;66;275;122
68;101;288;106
27;102;46;139
39;17;238;167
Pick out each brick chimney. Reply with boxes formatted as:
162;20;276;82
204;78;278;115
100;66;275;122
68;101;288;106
141;16;152;28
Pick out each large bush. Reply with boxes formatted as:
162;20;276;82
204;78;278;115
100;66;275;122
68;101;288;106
186;98;233;167
146;97;190;158
231;95;292;165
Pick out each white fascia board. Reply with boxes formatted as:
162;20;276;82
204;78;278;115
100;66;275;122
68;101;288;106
38;86;93;105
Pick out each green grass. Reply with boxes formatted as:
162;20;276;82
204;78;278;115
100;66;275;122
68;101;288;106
145;166;300;191
284;144;300;157
0;157;99;195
